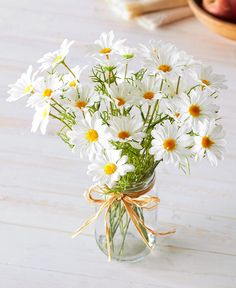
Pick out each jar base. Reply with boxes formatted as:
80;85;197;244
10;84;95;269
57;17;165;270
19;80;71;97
95;231;156;262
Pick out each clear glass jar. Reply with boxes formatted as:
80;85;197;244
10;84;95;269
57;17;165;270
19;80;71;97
95;172;157;262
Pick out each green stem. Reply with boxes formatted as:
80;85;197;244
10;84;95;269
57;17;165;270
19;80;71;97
148;115;169;129
124;62;128;80
110;205;126;238
51;98;76;122
51;98;66;112
50;103;62;115
49;112;72;130
144;105;151;124
176;76;181;95
61;61;76;78
146;100;159;131
119;217;131;256
138;105;145;121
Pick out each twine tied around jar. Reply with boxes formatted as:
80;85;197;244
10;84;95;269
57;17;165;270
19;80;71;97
72;179;175;261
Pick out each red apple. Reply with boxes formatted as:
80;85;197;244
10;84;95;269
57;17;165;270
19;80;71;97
203;0;236;22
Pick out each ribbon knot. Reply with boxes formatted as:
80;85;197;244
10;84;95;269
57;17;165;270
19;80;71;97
72;182;175;260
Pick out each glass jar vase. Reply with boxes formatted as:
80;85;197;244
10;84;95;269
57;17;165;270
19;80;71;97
95;172;157;262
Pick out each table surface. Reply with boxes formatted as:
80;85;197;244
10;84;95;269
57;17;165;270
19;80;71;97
1;1;236;287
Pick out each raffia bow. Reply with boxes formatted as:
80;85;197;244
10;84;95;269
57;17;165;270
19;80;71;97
72;182;175;261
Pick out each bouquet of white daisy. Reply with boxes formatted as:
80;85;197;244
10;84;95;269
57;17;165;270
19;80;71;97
7;31;226;262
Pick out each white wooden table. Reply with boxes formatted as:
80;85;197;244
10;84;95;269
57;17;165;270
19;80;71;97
1;1;236;287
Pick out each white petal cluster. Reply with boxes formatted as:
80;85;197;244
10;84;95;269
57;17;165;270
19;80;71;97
38;39;74;71
150;121;192;166
87;149;134;187
7;66;41;102
87;31;126;57
108;116;146;149
192;120;225;166
67;112;111;159
7;32;226;188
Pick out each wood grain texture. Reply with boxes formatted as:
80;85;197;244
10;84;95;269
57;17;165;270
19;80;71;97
0;0;236;287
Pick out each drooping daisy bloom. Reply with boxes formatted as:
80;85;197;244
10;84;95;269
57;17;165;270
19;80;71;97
7;66;41;102
192;120;226;166
178;88;218;133
135;75;162;104
108;116;146;149
31;103;50;135
27;75;62;108
159;97;182;122
140;40;187;77
87;31;126;57
150;120;192;165
87;149;134;187
64;85;98;111
66;112;110;159
106;82;137;108
38;39;74;71
191;64;227;91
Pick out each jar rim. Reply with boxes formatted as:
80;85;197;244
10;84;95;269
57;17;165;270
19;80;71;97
122;171;155;195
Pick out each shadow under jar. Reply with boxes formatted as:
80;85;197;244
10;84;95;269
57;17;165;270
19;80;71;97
95;172;157;262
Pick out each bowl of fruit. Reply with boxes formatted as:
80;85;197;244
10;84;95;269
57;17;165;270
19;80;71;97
188;0;236;40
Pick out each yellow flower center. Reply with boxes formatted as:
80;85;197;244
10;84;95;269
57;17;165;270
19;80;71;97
189;104;201;117
163;138;176;151
118;131;130;139
158;64;172;73
143;91;154;100
85;129;99;142
202;79;210;86
24;84;33;94
99;47;112;54
116;97;126;106
43;88;52;97
69;80;77;87
201;136;215;149
104;163;117;175
75;100;87;109
54;55;63;63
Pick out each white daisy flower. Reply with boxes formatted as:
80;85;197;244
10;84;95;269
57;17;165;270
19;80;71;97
106;82;137;108
38;39;74;71
191;64;227;91
7;66;41;102
64;85;98;111
87;149;134;187
63;65;86;89
135;75;162;104
108;116;146;149
31;103;50;135
27;75;62;108
119;46;136;61
140;40;187;77
192;120;226;166
87;31;126;56
178;88;218;133
150;120;192;166
66;112;110;159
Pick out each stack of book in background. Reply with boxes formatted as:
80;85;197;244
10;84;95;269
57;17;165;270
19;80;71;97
107;0;193;29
